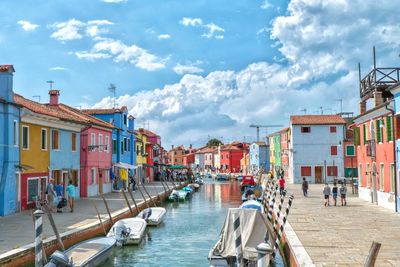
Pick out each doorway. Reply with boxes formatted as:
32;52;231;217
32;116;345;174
98;169;103;194
315;166;323;183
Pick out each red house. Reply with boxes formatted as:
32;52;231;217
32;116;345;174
220;142;248;173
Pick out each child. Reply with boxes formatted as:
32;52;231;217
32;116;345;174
323;183;331;207
332;182;338;206
340;183;347;206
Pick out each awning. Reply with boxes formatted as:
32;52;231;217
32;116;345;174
168;165;187;169
114;162;137;169
15;164;34;171
143;163;158;169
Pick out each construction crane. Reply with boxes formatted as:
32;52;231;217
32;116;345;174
249;124;284;142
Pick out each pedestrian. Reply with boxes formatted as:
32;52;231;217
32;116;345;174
323;183;331;207
55;182;63;201
340;183;347;206
301;177;309;197
279;177;285;196
130;176;136;191
66;180;75;212
46;178;56;211
332;182;338;206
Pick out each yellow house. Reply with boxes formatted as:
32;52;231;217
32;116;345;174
269;136;275;174
135;131;148;165
240;152;250;175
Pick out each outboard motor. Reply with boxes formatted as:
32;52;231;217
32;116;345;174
141;208;152;221
47;250;72;267
171;190;179;201
113;222;130;247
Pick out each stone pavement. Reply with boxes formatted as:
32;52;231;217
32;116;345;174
0;182;169;255
285;183;400;267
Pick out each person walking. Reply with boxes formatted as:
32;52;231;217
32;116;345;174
279;177;285;196
66;180;75;212
332;182;338;206
46;178;56;211
301;177;309;197
323;183;331;207
340;183;347;206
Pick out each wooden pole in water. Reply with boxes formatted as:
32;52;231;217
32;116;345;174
121;189;134;216
100;193;113;225
92;200;107;235
128;188;140;214
232;211;243;267
42;204;65;251
137;186;150;209
33;210;44;267
364;241;381;267
142;183;157;207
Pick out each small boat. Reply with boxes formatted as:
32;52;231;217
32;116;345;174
240;199;264;213
189;183;200;191
168;190;190;201
107;217;147;246
46;237;115;267
195;178;204;185
138;207;166;226
216;174;228;181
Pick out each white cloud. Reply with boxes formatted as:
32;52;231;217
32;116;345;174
17;20;39;31
102;0;127;3
73;51;112;61
173;62;204;75
51;19;85;41
180;17;225;40
157;34;171;40
49;66;68;71
260;0;273;9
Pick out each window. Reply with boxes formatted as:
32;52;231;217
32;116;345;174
301;126;311;133
327;166;338;176
330;126;336;133
300;166;311;176
99;134;103;152
227;154;229;159
105;136;109;152
52;130;59;150
27;178;39;203
380;163;384;191
353;127;360;146
127;138;131;152
112;139;117;154
121;141;124;154
376;119;383;143
390;163;395;192
124;114;127;125
366;163;370;188
358;163;362;185
105;170;110;183
71;170;78;186
91;133;96;148
221;154;223;160
141;145;144;155
123;137;127;152
22;125;29;149
363;124;367;144
13;120;18;146
90;168;96;184
386;116;393;142
346;145;355;156
136;145;140;156
71;132;77;151
41;128;47;150
330;146;337;156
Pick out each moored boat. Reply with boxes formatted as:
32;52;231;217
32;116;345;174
107;217;147;246
168;189;190;201
45;237;116;267
138;207;166;226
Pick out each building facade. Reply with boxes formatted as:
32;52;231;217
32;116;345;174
289;115;346;184
249;141;269;174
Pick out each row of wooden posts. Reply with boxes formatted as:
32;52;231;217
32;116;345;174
32;175;183;266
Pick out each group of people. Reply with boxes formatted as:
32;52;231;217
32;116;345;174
46;179;75;213
323;182;347;207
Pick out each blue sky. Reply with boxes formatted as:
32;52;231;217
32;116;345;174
1;0;399;147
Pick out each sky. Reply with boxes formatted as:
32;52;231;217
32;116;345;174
1;0;399;148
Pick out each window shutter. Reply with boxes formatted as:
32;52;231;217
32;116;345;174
386;116;393;141
376;120;381;143
363;124;367;144
354;127;360;146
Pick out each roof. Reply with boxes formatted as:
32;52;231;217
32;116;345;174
220;144;242;151
57;104;115;129
290;115;346;125
135;128;160;138
269;127;290;137
82;106;128;115
0;65;14;72
252;141;267;146
198;147;216;154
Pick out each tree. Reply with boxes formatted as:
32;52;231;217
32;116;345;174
206;138;223;147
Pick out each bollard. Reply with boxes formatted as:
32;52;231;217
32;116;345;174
34;209;45;267
257;242;274;267
232;211;243;267
268;185;278;222
273;194;285;233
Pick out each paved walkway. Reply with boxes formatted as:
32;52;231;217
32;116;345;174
286;183;400;267
0;182;170;255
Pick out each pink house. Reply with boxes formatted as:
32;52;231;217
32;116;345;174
60;105;115;197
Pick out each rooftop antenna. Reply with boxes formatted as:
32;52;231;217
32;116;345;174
46;80;55;90
108;83;116;108
336;98;343;114
319;106;323;115
300;108;307;114
32;95;41;103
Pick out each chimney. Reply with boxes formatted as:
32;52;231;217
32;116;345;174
49;90;60;106
359;100;366;114
128;115;135;132
139;128;144;132
373;91;383;107
0;65;15;102
171;145;174;150
189;144;192;149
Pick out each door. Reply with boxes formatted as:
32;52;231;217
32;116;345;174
16;172;21;211
315;166;323;183
98;169;103;194
372;163;378;204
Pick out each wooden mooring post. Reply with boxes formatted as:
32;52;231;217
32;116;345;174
92;200;107;235
121;189;134;216
42;204;65;251
100;193;113;225
364;241;381;267
142;183;157;207
137;186;150;209
128;188;140;214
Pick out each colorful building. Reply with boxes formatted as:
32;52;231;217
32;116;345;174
240;152;250;175
203;147;216;172
220;142;247;173
214;147;220;172
194;147;206;172
135;130;148;168
168;145;185;166
280;128;290;179
0;65;20;216
269;132;281;177
289;115;346;184
136;128;161;182
249;141;269;174
390;83;400;211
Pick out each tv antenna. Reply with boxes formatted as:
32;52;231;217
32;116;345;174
32;95;41;103
108;83;116;108
46;80;55;90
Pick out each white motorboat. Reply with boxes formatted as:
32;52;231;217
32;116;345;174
107;217;147;246
46;237;116;267
138;207;166;226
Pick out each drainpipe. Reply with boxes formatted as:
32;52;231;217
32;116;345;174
385;104;397;212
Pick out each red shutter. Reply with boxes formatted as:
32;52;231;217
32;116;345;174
301;166;311;176
331;146;337;155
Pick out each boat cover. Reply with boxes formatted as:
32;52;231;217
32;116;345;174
211;208;273;261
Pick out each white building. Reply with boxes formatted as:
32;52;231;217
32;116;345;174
289;115;346;184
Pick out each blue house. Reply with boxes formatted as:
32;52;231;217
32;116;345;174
249;141;269;174
0;65;20;216
389;83;400;212
83;107;135;190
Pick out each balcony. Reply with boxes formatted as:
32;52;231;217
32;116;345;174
88;145;108;151
360;67;400;100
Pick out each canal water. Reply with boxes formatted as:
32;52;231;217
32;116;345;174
101;180;284;266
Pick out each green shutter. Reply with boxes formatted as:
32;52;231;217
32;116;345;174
376;120;381;143
354;127;360;146
363;124;367;144
346;145;355;156
386;116;393;142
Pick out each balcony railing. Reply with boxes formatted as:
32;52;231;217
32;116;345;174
360;67;400;99
88;145;108;151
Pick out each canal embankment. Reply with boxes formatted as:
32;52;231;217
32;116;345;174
0;182;180;267
283;183;400;266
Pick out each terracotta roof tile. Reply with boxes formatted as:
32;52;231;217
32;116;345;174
135;128;160;138
82;106;127;115
290;115;346;125
58;104;115;129
0;65;14;72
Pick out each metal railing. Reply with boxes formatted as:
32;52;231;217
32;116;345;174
360;67;400;98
